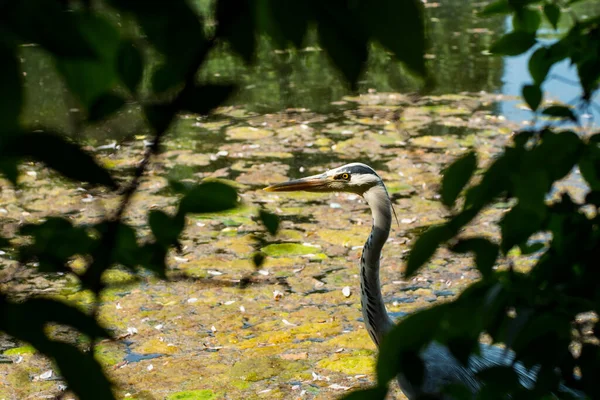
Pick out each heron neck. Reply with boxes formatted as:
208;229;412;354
360;184;394;347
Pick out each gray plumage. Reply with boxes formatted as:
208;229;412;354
265;162;582;399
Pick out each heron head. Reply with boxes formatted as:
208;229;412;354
264;163;383;195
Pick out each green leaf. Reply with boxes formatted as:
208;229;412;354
315;4;368;88
528;47;553;85
259;0;309;48
180;84;237;115
513;8;541;33
479;0;511;16
490;31;536;56
55;14;120;107
5;1;97;59
178;181;239;216
1;131;117;189
149;210;184;247
359;0;426;76
406;225;453;277
543;3;561;30
535;130;582;181
117;40;143;93
88;93;126;122
579;143;600;191
441;151;477;207
252;252;266;268
258;210;280;235
499;205;544;253
541;105;576;121
138;242;168;278
377;304;450;384
451;238;499;278
0;44;22;132
215;0;256;63
522;84;542;111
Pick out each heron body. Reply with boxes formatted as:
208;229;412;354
265;163;581;399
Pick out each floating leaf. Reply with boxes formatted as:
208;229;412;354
178;181;239;215
258;210;279;235
1;131;117;189
406;225;453;277
452;238;499;278
522;84;542;111
441;151;477;207
490;31;536;56
117;40;143;93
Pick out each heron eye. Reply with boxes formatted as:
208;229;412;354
341;173;350;180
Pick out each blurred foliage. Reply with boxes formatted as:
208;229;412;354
0;0;427;398
342;1;600;399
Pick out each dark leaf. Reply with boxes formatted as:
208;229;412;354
0;44;22;132
88;93;126;122
490;31;536;56
149;210;184;247
55;14;120;107
499;205;544;253
479;0;511;16
522;84;542;111
579;144;600;191
528;47;553;85
340;386;387;400
315;4;368;88
180;84;237;115
541;105;576;121
5;1;97;58
215;0;256;63
0;236;9;249
110;223;141;271
1;131;117;189
117;40;143;93
260;0;310;48
138;242;168;278
406;225;453;277
535;130;581;181
513;8;541;33
585;190;600;206
377;304;450;384
441;151;477;207
178;181;239;216
144;104;176;133
359;0;426;76
0;156;19;186
252;252;266;268
477;366;521;392
543;3;560;30
258;210;279;235
451;238;499;278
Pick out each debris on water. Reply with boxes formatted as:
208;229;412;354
329;383;352;391
154;324;163;330
330;202;342;209
211;326;217;332
258;270;269;276
282;319;296;327
126;327;138;335
207;270;223;276
273;290;284;301
342;286;351;297
400;217;417;224
37;370;53;380
187;298;198;304
239;305;246;312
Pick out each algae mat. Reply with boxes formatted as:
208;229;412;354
0;92;552;399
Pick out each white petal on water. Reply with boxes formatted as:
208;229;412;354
400;217;417;224
16;356;23;364
126;327;138;335
187;298;198;304
196;222;206;227
207;270;223;276
342;286;351;297
258;269;269;276
282;319;296;326
154;324;163;330
211;326;217;332
329;202;342;209
239;305;246;312
302;242;321;248
224;300;236;305
273;290;284;301
116;303;123;310
329;384;351;391
147;364;153;371
174;256;188;263
258;389;271;394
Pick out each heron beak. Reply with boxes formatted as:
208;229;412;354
264;174;331;192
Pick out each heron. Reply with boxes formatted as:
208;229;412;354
264;162;582;399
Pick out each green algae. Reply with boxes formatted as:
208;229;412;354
262;243;325;257
317;350;376;375
95;342;127;366
230;356;309;382
3;345;36;356
166;390;217;400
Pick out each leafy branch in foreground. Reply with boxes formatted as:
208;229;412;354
343;1;600;399
0;0;427;398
